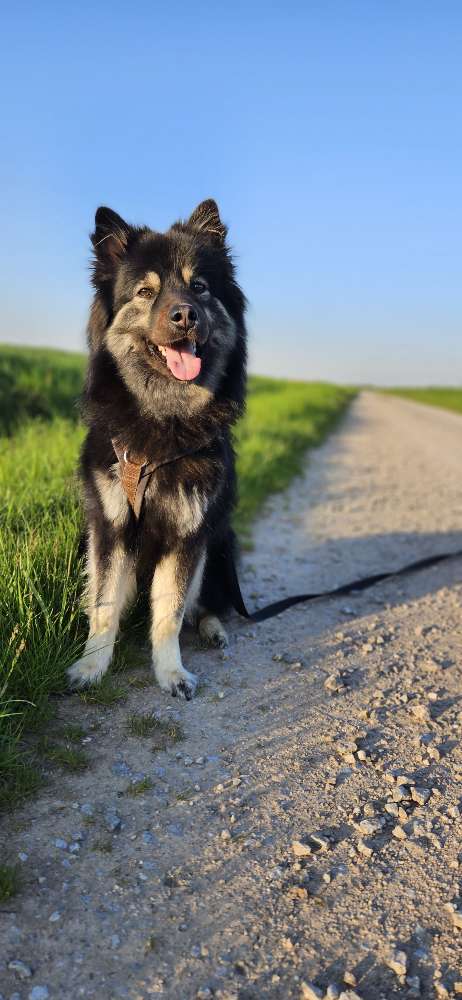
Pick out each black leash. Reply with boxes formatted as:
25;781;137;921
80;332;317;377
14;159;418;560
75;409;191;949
225;546;462;623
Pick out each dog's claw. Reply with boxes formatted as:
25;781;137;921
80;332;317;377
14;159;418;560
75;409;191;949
171;679;193;700
178;680;193;700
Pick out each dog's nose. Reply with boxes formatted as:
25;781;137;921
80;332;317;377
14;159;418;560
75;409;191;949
169;304;198;332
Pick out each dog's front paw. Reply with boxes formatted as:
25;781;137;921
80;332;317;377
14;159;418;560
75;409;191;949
199;614;228;650
155;661;197;700
67;651;110;689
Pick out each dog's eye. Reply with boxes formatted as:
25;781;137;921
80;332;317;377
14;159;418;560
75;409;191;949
190;279;208;295
137;287;154;299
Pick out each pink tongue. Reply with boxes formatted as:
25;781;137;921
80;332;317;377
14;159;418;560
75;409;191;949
165;343;202;381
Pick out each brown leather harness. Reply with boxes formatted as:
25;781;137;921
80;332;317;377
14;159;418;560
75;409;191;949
111;438;210;519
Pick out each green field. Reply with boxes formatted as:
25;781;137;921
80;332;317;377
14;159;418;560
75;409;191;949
0;344;354;808
384;387;462;415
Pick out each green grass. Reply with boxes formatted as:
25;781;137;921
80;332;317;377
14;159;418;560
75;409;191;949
127;712;185;748
0;344;85;434
0;344;354;808
383;386;462;415
78;674;127;706
38;737;90;772
0;863;21;902
235;377;354;537
125;776;154;796
126;712;161;738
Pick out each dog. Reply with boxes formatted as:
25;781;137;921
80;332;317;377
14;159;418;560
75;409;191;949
67;199;247;699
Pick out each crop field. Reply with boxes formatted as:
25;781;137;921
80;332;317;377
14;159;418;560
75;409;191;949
384;386;462;415
0;344;354;807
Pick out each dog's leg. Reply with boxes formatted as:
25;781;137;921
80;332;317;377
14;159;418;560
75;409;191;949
198;613;229;649
68;532;135;688
151;546;205;698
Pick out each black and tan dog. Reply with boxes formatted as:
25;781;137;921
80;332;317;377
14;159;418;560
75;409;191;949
68;200;247;698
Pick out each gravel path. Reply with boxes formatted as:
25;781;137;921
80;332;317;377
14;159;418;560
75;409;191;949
2;391;462;1000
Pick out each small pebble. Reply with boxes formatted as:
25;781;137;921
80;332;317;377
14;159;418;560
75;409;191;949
411;787;431;806
292;840;311;857
80;803;94;816
49;910;61;922
344;972;357;987
388;949;407;976
300;983;323;1000
357;839;374;858
105;811;122;833
54;839;68;850
358;818;381;835
29;989;50;1000
445;902;462;929
8;960;33;979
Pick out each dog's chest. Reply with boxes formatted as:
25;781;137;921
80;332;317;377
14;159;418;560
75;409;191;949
145;474;209;536
96;462;214;537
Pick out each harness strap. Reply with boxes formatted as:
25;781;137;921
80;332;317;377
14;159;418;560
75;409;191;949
112;440;149;518
111;438;212;519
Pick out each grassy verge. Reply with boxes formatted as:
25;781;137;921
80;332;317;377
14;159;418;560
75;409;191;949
235;378;354;538
0;345;354;809
383;387;462;415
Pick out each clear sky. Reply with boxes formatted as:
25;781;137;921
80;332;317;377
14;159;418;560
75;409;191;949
1;1;461;385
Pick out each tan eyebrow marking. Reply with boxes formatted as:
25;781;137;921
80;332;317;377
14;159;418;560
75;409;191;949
182;265;193;285
135;271;161;293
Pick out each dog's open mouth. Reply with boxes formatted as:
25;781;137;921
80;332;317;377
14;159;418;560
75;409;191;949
146;337;202;382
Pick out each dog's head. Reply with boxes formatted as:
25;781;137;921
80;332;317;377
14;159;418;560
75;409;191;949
88;200;246;413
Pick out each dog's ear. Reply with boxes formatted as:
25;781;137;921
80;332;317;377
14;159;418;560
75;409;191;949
91;207;131;279
188;199;227;243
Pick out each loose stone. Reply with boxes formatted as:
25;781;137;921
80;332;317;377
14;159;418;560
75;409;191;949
411;787;431;805
357;839;374;858
8;960;33;979
358;818;382;835
80;802;94;817
300;983;323;1000
387;949;407;976
344;972;357;986
445;902;462;929
292;840;312;857
105;811;122;833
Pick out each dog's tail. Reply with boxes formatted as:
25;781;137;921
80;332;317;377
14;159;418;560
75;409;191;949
200;530;239;616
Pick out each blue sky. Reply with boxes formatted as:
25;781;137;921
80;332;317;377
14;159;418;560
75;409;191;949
1;1;461;384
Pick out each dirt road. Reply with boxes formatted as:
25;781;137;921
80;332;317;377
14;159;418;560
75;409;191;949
2;391;462;1000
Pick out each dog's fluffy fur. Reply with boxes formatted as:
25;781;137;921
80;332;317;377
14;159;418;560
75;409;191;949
68;200;247;698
